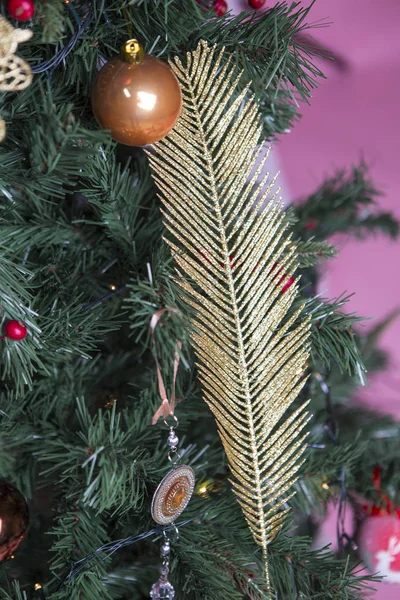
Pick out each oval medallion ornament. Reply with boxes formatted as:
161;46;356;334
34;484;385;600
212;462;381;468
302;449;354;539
151;465;195;525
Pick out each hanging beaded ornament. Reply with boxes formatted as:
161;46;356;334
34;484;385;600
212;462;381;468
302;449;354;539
149;309;195;599
150;417;195;599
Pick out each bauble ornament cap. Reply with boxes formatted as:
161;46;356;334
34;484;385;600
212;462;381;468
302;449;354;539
91;39;182;147
120;39;145;64
0;479;29;563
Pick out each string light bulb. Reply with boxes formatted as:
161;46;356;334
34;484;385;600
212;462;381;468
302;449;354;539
104;395;117;409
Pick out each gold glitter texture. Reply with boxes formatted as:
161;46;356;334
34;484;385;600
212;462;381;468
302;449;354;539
151;465;195;525
148;40;310;592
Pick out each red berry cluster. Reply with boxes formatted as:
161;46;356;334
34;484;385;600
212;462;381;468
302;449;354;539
196;0;228;17
197;0;266;15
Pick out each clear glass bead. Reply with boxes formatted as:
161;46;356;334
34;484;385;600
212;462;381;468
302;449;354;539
160;541;171;557
167;432;179;448
150;578;175;599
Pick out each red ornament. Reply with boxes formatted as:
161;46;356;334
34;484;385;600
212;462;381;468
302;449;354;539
4;320;27;341
365;465;399;516
213;0;228;16
358;466;400;581
7;0;34;21
249;0;266;8
359;515;400;582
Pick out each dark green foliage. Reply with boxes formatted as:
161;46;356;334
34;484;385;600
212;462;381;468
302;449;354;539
35;0;66;44
0;581;27;600
1;0;400;598
305;294;367;380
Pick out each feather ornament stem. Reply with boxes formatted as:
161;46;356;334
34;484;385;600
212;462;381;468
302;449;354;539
148;40;311;593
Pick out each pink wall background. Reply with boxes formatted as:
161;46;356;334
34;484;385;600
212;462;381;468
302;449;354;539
229;0;400;597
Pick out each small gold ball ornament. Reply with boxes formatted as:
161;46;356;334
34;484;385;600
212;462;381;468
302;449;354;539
91;39;182;147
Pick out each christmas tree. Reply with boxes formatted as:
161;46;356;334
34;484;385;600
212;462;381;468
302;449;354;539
0;1;399;599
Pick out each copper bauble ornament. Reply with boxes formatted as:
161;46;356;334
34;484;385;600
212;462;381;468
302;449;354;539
0;479;29;563
91;39;182;147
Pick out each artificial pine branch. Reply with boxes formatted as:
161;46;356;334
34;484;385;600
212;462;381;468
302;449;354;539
295;164;400;239
0;581;27;600
295;239;338;267
35;0;66;44
303;294;366;379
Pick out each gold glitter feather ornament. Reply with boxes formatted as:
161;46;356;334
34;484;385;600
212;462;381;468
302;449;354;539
0;15;33;142
148;40;311;593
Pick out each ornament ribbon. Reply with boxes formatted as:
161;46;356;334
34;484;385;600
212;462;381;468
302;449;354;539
150;308;182;425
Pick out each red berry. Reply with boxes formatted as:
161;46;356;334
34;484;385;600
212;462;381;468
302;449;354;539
249;0;266;8
214;0;228;16
7;0;35;21
4;320;28;341
305;218;318;230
